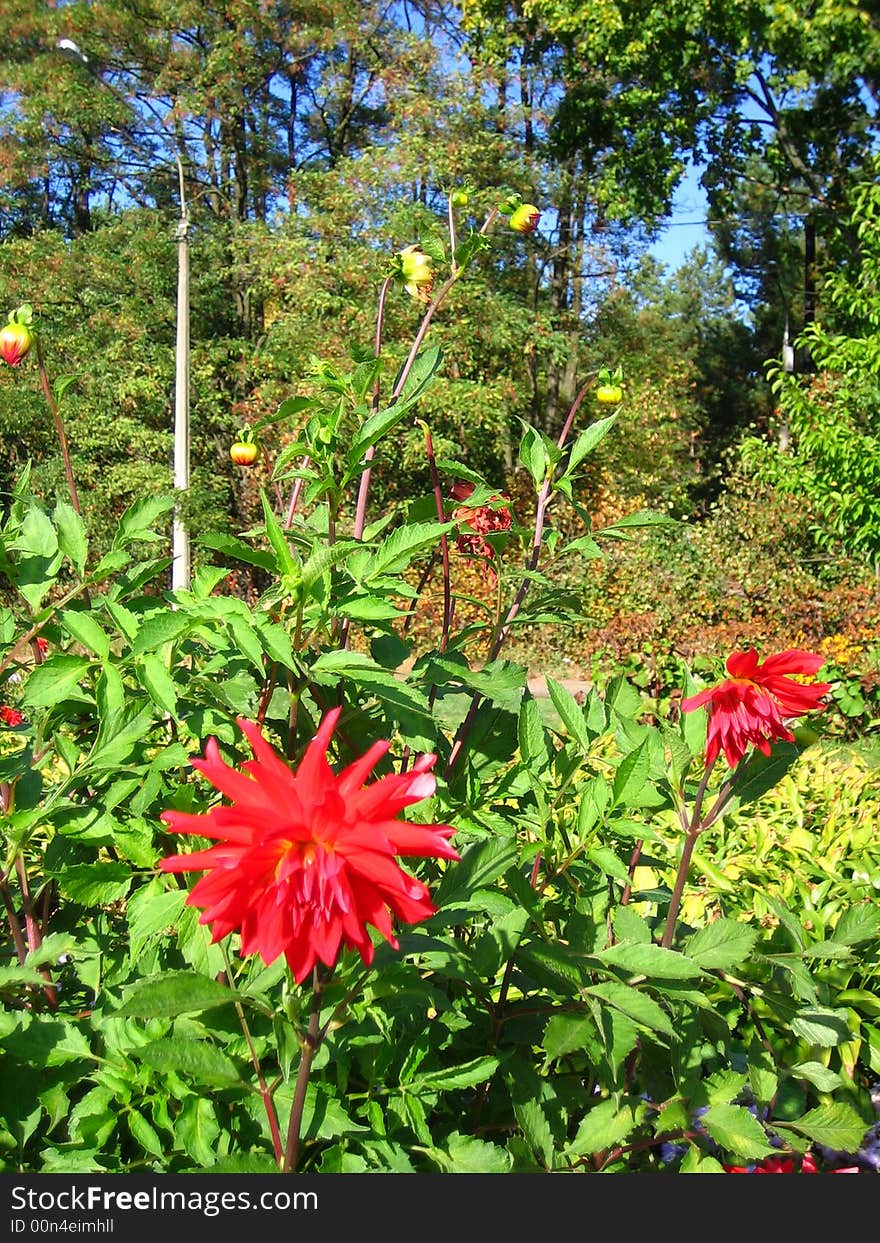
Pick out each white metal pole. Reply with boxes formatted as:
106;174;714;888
172;165;191;593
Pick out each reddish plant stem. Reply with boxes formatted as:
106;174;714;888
620;839;644;906
257;661;278;728
0;875;28;965
283;460;311;529
283;966;325;1173
444;377;594;779
401;548;440;636
421;423;452;654
350;275;395;546
15;856;57;1008
351;210;500;546
35;336;82;517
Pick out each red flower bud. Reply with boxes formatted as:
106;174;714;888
509;204;541;234
0;321;33;367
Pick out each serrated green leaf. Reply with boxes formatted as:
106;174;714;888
198;531;275;573
410;1055;499;1093
700;1105;776;1159
566;1099;639;1156
369;521;451;578
612;739;650;807
833;904;880;946
566;414;617;472
132;1038;243;1086
685;919;759;971
130;612;191;655
175;1096;220;1167
118;972;237;1019
790;1007;852;1046
545;675;593;751
598;942;703;979
21;655;91;708
54;501;88;576
137;653;178;715
57;608;111;659
433;837;517;907
776;1102;869;1151
789;1062;844;1093
585;981;675;1038
53;862;132;905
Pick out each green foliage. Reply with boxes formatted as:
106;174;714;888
741;172;880;568
0;135;877;1184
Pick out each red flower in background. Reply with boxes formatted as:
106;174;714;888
681;647;830;768
726;1153;858;1173
160;710;458;983
450;480;512;560
0;705;24;726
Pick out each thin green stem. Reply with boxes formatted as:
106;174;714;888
35;335;82;517
661;757;718;949
219;941;283;1166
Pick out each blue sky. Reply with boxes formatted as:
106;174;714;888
647;162;711;272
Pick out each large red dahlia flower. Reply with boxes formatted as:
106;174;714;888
681;647;830;769
160;710;458;983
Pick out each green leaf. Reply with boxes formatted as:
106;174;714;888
0;964;49;989
113;495;175;547
175;1096;220;1167
685;919;759;971
543;1013;597;1061
545;675;593;751
21;655;91;708
137;653;178;715
117;971;237;1019
566;1099;640;1156
260;489;300;581
585;981;675;1038
612;906;652;944
58;608;110;660
518;422;549;487
790;1007;852;1047
349;346;443;460
89;700;155;769
433;838;518;907
789;1062;844;1093
369;521;451;578
127;1109;164;1158
730;742;801;809
433;1131;513;1173
566;414;617;472
130;612;191;655
53;862;132;906
198;531;275;573
54;501;88;576
518;941;585;992
612;739;649;807
833;904;880;946
126;882;187;954
132;1038;243;1086
700;1105;776;1159
409;1055;499;1092
518;694;549;772
597;942;703;979
776;1103;869;1152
